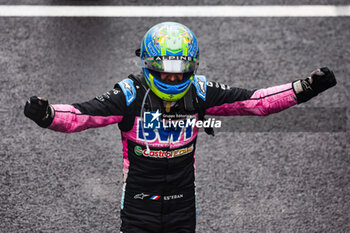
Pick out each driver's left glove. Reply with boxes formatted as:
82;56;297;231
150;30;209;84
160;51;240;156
292;67;337;103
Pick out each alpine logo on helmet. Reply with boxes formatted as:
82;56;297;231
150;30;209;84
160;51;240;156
152;56;196;61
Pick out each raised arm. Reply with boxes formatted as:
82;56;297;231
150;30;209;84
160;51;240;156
24;87;126;133
204;67;336;116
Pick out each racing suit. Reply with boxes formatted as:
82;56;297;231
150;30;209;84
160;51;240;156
47;73;298;233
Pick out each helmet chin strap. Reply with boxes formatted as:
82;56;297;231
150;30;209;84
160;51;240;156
165;101;172;113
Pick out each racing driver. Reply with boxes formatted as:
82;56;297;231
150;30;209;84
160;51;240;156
24;22;337;233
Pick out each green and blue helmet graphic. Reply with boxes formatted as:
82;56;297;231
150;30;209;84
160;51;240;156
140;22;199;101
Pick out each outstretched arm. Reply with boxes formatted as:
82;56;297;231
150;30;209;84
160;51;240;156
204;67;336;116
24;87;126;133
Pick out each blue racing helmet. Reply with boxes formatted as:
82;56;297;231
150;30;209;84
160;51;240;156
139;22;199;101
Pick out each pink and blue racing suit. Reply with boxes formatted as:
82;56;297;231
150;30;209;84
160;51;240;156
47;74;298;233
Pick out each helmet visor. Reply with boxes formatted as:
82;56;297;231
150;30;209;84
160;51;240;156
142;56;199;73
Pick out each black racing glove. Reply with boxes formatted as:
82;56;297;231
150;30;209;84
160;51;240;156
24;96;54;128
292;67;337;104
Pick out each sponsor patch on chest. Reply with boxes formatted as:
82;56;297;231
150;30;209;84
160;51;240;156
134;144;194;159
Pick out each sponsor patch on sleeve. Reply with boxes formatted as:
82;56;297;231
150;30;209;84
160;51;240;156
193;75;207;101
118;79;136;106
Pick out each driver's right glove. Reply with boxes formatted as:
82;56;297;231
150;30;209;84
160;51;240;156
24;96;54;128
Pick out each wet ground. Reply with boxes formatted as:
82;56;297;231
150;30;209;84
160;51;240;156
0;2;349;233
